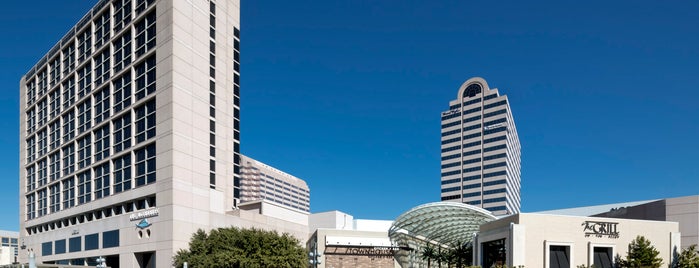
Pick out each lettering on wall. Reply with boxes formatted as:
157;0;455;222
129;208;159;221
582;221;619;238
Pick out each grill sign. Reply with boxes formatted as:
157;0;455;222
582;221;619;238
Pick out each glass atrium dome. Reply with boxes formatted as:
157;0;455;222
389;202;497;267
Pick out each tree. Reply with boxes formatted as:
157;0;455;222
619;235;663;268
172;227;307;268
675;244;699;268
421;243;437;268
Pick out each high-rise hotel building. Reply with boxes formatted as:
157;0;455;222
440;77;521;216
15;0;310;267
240;155;310;212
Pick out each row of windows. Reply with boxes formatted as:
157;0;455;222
26;53;156;137
441;194;460;201
485;206;507;212
484;197;507;203
440;174;482;185
441;112;461;121
463;192;480;198
209;1;217;188
483;100;507;110
483;161;507;170
483;126;507;136
26;143;156;220
441;186;460;193
25;98;156;172
483;179;507;187
41;230;119;256
25;8;156;109
484;109;507;118
27;195;155;235
484;170;507;178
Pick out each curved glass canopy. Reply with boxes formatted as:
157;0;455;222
389;202;496;247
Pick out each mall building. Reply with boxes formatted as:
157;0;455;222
18;0;310;267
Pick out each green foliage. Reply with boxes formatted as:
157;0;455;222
675;244;699;268
172;227;307;268
421;243;437;268
618;235;664;268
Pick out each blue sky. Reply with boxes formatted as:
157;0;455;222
1;1;698;231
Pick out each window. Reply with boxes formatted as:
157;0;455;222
54;239;66;254
94;87;110;123
26;108;36;134
102;230;120;248
37;159;47;187
62;144;75;176
77;171;91;204
62;78;75;109
78;27;93;63
77;63;92;98
593;247;613;268
50;183;60;213
135;11;156;57
94;49;110;86
94;125;110;161
94;163;110;199
135;143;156;186
113;31;132;72
62;43;75;75
49;57;61;88
62;109;75;142
26;166;37;192
113;0;132;32
37;129;47;156
69;237;81;253
26;194;36;220
38;70;47;96
38;189;47;217
94;10;111;49
113;72;132;112
113;154;132;193
547;243;572;268
77;100;92;134
49;153;60;182
85;233;99;250
135;99;155;143
135;55;156;100
49;121;60;150
77;135;92;169
37;99;48;127
62;177;75;209
113;113;132;153
49;89;61;118
41;241;52;256
26;80;36;106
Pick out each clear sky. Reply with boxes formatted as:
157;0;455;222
1;1;698;231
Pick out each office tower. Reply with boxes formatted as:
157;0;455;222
240;155;310;212
440;77;521;216
17;0;274;266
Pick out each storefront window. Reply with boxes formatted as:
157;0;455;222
593;247;613;268
482;238;506;267
549;245;570;268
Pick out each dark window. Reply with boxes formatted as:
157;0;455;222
135;143;156;186
42;242;52;256
102;230;120;248
593;247;613;268
69;237;81;252
549;246;570;268
54;239;66;254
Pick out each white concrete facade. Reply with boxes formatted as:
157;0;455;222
475;213;680;268
18;1;305;267
308;211;398;268
440;77;522;216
